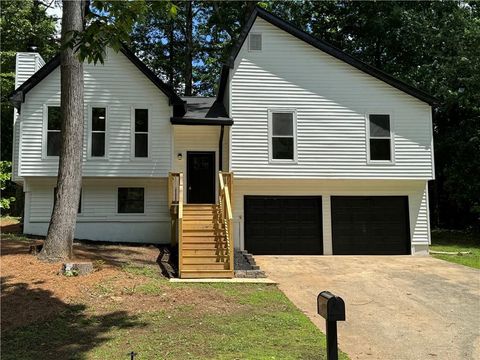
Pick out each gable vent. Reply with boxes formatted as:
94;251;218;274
249;33;262;51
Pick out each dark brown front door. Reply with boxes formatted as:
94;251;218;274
187;151;216;204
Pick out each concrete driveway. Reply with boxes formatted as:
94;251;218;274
255;256;480;360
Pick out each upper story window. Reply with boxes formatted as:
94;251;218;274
249;33;262;51
47;106;61;156
90;107;107;158
118;187;144;214
133;108;149;158
270;110;296;161
368;114;393;162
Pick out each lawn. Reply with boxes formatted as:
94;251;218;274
430;229;480;269
1;227;347;360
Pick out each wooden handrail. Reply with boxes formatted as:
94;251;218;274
218;172;234;273
168;172;184;276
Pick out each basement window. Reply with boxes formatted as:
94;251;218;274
133;108;149;158
47;106;61;156
368;114;393;162
249;33;262;51
270;110;296;161
118;187;144;214
90;107;107;157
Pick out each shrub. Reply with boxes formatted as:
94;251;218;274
0;161;15;210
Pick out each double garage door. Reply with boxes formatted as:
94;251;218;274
244;196;410;255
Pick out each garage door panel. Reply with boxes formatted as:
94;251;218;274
331;196;410;255
245;196;323;255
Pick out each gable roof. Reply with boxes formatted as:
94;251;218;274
219;6;436;105
10;45;187;116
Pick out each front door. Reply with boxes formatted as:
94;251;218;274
187;151;216;204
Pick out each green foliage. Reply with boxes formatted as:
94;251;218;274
0;161;15;210
0;0;59;161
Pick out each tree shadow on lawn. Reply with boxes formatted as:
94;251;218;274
1;276;146;360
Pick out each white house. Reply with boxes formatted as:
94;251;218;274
11;8;435;278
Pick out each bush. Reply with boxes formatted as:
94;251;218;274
0;161;15;211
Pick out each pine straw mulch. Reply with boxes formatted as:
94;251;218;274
1;219;242;332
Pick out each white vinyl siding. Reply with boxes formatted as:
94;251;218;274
230;18;434;180
231;178;431;255
23;177;170;243
18;48;172;177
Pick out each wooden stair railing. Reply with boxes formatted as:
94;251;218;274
218;172;234;275
168;172;184;274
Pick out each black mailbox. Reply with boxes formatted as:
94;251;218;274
317;291;346;321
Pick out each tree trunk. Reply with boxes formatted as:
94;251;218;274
39;0;85;262
184;1;193;96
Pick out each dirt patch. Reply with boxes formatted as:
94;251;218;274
1;234;242;332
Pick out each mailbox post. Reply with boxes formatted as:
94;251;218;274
317;291;346;360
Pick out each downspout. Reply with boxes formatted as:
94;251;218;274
219;125;224;171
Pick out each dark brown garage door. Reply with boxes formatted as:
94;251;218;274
331;196;410;255
244;196;323;255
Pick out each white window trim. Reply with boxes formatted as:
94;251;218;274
365;112;395;165
42;103;61;159
115;186;146;215
131;106;152;160
268;108;298;164
87;104;109;160
248;32;262;52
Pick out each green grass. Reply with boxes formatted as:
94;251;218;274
2;276;347;359
430;230;480;269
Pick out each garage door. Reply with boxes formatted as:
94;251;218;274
244;196;323;255
331;196;410;255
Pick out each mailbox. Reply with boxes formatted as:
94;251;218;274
317;291;346;321
317;291;346;360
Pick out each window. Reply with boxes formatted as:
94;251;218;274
47;106;61;156
54;187;82;213
249;33;262;51
368;114;392;161
90;107;106;157
134;109;148;158
270;111;296;161
118;187;144;213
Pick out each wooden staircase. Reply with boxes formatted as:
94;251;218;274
180;204;232;278
168;172;234;279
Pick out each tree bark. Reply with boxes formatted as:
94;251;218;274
39;0;85;262
184;0;193;96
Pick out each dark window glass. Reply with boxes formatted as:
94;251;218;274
272;137;294;160
135;134;148;157
118;188;144;213
272;113;293;136
135;109;148;132
91;133;105;157
92;107;106;131
48;107;62;130
91;107;106;157
47;132;61;156
370;139;391;161
369;114;390;137
47;107;61;156
54;187;81;213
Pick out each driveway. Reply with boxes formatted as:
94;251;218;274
255;256;480;360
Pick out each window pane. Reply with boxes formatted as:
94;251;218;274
47;131;61;156
249;34;262;50
48;106;61;130
92;107;106;131
272;137;294;160
370;139;391;161
118;188;144;213
135;109;148;132
135;134;148;157
272;113;293;136
370;114;390;137
91;133;105;157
